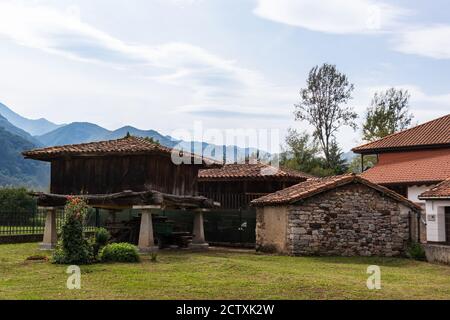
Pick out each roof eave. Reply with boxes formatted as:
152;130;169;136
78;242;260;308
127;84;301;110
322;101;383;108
352;143;450;155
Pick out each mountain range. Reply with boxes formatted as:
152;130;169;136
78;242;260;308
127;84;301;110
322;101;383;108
0;102;272;189
0;102;63;136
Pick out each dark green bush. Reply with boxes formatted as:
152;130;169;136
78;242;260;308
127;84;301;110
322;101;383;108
52;197;94;265
93;227;110;258
406;242;426;261
0;187;36;213
99;243;140;263
95;227;110;247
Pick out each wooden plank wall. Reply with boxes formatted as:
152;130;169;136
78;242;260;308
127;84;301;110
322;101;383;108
50;155;199;196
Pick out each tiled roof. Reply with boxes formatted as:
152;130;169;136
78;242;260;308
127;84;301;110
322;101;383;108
198;163;313;181
419;177;450;199
251;173;421;211
23;136;217;165
353;114;450;153
360;149;450;185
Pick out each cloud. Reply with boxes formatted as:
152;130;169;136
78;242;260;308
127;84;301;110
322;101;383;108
393;25;450;59
175;105;290;119
253;0;408;34
0;1;286;115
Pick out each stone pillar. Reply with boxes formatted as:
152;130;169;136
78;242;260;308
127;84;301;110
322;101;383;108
40;207;57;250
190;210;209;249
135;206;159;253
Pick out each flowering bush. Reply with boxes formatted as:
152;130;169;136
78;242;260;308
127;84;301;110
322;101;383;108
52;197;94;265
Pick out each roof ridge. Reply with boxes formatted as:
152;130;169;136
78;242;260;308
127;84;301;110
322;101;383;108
352;113;450;152
251;173;421;211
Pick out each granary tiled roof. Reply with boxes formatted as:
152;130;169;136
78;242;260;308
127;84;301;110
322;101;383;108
23;136;217;165
419;177;450;200
352;114;450;154
198;163;313;181
251;173;421;211
360;149;450;185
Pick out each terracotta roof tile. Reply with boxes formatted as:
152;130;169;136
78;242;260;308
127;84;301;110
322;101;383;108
419;177;450;199
353;114;450;153
198;163;313;181
23;136;217;165
360;149;450;185
251;173;421;211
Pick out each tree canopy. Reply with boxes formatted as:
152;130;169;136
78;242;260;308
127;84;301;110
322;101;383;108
362;88;413;142
295;63;357;167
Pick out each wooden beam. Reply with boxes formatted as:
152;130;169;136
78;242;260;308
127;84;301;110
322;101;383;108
31;189;219;210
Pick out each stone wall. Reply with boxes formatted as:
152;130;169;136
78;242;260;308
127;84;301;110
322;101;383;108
287;184;411;257
256;206;288;253
424;244;450;265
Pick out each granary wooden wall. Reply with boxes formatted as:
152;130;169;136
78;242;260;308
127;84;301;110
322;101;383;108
199;180;299;209
50;154;199;196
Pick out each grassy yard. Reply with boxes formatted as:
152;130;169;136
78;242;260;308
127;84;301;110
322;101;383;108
1;243;450;300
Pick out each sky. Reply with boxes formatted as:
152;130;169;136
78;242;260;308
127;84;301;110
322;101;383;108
0;0;449;152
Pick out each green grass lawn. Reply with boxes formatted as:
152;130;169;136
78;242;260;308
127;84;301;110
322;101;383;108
1;243;450;300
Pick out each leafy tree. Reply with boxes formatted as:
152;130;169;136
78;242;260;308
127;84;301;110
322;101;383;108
295;63;357;167
362;88;413;141
0;187;36;213
327;140;348;174
280;129;320;173
280;129;343;177
348;155;377;174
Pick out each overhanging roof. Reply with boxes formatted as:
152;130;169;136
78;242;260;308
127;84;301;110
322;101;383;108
353;114;450;154
419;178;450;200
198;163;313;181
23;136;219;166
251;173;421;211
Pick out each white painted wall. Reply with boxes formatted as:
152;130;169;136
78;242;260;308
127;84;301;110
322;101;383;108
408;185;435;203
424;200;450;242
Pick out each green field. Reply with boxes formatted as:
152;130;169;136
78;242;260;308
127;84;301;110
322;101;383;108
1;243;450;300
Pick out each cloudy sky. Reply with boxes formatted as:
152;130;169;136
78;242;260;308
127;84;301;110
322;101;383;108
0;0;449;151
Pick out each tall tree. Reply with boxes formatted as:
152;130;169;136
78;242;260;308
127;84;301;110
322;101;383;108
362;88;413;142
280;129;321;174
295;63;357;167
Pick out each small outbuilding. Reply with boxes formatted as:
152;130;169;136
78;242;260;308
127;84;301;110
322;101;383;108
251;174;421;257
198;163;311;209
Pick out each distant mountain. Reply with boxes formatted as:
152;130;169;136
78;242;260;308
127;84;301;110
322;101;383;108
342;151;357;164
0;102;63;136
104;126;177;148
0;126;49;189
37;122;111;146
0;114;41;146
36;122;269;162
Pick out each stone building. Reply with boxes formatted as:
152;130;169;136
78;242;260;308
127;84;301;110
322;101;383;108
251;174;421;257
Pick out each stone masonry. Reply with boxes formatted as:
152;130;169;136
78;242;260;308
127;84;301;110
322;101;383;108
286;184;410;256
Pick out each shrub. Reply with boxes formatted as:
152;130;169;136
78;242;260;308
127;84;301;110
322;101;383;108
0;187;36;214
406;242;426;261
52;197;94;265
99;243;140;263
93;227;110;258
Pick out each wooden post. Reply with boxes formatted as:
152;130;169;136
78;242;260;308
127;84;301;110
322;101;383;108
190;209;209;250
40;207;57;250
134;205;160;253
360;154;364;173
